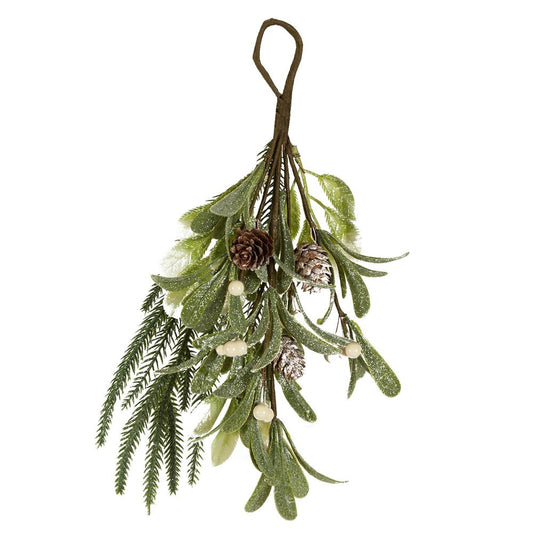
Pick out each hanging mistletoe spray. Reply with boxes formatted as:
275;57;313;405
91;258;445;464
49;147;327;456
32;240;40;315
96;19;408;520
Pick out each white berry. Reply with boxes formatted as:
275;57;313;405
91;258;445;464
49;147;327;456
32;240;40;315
253;403;274;422
224;341;240;357
344;342;362;359
233;339;248;356
228;280;245;296
215;344;226;356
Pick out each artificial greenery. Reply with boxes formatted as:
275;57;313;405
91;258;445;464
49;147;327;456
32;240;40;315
96;18;407;519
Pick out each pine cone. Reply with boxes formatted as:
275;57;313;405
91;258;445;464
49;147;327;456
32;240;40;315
294;243;331;293
274;335;305;380
230;228;274;271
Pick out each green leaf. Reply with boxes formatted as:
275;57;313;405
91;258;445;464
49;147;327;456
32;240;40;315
348;357;367;398
277;194;295;294
250;418;277;483
156;346;209;375
272;291;338;356
210;163;264;216
320;230;409;263
228;295;247;334
214;363;254;399
250;300;282;371
289;185;302;240
192;330;236;351
190;208;222;235
242;271;262;294
221;376;260;433
354;263;388;277
293;290;350;347
297;220;313;246
181;265;230;331
276;374;316;422
211;430;239;466
151;261;212;292
311;172;355;221
190;351;225;394
247;300;270;346
255;265;268;282
282;446;309;498
353;332;401;397
193;397;227;436
279;420;346;484
245;475;272;513
319;233;370;318
272;424;297;520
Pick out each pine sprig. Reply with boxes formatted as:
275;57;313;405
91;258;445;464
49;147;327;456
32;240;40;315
121;318;180;410
187;440;204;486
115;375;172;494
164;392;184;494
144;387;171;513
141;284;163;313
96;297;166;447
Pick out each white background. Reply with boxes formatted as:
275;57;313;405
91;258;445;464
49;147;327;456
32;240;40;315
1;1;532;531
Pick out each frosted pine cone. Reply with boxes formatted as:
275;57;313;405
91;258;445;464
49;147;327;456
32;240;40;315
294;243;332;293
230;228;274;271
274;335;305;380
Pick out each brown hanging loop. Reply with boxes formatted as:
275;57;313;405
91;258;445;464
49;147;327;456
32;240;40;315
253;18;303;139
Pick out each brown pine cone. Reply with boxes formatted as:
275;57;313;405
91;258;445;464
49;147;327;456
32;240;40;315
230;228;274;271
294;243;332;293
274;335;305;380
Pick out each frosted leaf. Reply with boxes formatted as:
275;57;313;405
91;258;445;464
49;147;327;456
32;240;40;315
163;290;187;318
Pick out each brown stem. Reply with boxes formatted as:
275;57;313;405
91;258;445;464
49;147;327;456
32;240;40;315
334;292;349;336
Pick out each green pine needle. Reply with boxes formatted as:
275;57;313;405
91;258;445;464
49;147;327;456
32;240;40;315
96;297;166;447
187;440;204;486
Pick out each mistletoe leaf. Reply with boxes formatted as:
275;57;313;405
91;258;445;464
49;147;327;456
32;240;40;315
193;397;227;436
193;330;236;351
277;194;295;294
357;337;400;397
211;430;239;466
282;446;309;498
213;364;254;399
319;233;370;318
250;418;277;483
190;351;225;395
251;301;282;371
156;346;209;375
228;295;247;334
354;263;388;278
297;220;313;246
247;300;270;346
245;475;272;513
293;290;351;346
276;374;316;422
347;357;367;398
279;421;346;484
321;230;409;263
221;376;260;433
242;271;262;294
272;424;297;520
181;265;230;331
151;261;212;292
191;208;223;235
210;163;264;217
273;291;338;355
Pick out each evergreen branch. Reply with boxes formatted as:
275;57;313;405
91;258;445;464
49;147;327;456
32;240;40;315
141;284;163;313
187;440;204;486
164;391;184;494
121;318;180;410
178;367;193;411
115;375;172;494
144;386;172;513
96;299;166;447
